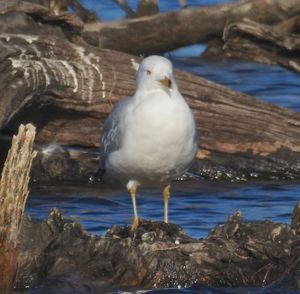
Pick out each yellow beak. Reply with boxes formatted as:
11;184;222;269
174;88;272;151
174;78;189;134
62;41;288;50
159;76;172;88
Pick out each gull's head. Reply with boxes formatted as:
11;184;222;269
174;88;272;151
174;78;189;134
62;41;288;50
136;55;176;92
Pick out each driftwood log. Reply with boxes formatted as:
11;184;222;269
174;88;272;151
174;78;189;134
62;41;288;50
203;18;300;74
1;31;300;182
1;1;300;181
0;124;36;294
82;0;300;55
82;0;300;73
13;204;300;292
1;0;300;55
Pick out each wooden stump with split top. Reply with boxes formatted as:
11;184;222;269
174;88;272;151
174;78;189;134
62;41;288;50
0;124;36;294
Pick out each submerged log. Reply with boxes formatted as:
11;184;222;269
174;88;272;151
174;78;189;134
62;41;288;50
82;0;300;55
14;205;300;291
1;33;300;181
206;18;300;74
0;124;36;294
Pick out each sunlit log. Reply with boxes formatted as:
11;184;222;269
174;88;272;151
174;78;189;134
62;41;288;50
1;33;300;180
0;124;36;293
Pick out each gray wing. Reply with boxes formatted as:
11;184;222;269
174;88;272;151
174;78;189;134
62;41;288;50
99;96;132;171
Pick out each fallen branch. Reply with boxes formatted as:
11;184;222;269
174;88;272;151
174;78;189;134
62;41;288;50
208;18;300;73
82;0;300;54
0;0;93;30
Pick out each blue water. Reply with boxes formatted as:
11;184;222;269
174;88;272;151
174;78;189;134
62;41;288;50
172;57;300;111
25;0;300;293
28;180;299;239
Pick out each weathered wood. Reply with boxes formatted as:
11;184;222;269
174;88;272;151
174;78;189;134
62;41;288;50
274;15;300;35
82;0;300;55
0;0;95;31
3;1;300;68
0;0;95;23
0;124;36;294
136;0;159;17
48;0;96;22
1;33;300;180
14;206;300;291
205;18;300;74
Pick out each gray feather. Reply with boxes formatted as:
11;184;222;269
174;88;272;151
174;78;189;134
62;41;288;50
100;96;132;169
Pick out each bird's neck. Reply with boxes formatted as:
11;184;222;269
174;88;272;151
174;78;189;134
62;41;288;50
135;87;178;101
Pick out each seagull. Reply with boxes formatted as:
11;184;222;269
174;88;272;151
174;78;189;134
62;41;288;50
99;55;197;230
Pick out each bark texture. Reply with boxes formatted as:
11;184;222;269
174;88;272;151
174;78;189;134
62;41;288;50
14;205;300;292
0;124;36;294
208;18;300;74
2;0;300;72
1;33;300;181
82;0;300;55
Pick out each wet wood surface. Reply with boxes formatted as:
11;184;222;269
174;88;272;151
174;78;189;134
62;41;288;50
14;204;300;292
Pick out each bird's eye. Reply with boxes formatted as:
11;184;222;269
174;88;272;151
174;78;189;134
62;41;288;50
146;70;151;75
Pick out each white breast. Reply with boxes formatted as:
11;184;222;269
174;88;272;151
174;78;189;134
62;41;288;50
106;89;197;185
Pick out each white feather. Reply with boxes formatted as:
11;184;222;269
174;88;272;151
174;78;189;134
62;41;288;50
101;55;197;187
